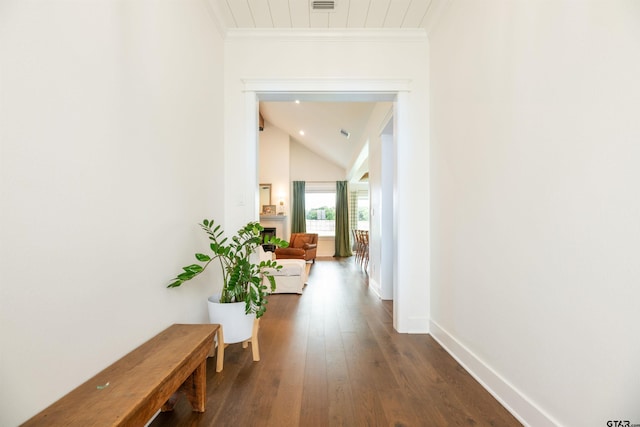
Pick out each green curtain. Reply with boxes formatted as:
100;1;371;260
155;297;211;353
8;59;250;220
291;181;306;233
334;181;353;257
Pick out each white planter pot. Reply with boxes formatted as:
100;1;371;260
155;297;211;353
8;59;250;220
207;295;255;344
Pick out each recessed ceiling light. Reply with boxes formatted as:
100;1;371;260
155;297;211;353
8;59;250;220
295;100;300;104
299;130;305;136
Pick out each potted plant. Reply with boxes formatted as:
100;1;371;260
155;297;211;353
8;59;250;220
168;219;288;343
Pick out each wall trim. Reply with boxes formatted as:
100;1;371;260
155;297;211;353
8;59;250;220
405;316;429;333
369;278;382;299
243;78;411;98
240;78;415;334
429;320;560;427
226;28;428;43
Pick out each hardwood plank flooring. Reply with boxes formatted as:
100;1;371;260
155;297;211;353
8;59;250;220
150;257;521;427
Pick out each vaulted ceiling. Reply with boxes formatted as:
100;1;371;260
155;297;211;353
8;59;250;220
260;101;379;170
208;0;434;30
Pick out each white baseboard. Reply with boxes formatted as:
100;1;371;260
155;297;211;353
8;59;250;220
429;320;560;427
394;316;430;333
369;278;382;299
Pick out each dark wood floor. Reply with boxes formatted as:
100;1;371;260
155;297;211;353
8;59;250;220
151;257;521;427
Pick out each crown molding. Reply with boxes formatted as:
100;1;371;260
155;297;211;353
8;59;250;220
224;28;428;43
241;78;411;99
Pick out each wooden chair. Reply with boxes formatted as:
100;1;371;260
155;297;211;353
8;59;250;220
353;229;363;264
361;230;369;270
353;230;369;270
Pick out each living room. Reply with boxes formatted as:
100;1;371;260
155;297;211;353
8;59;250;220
257;101;384;244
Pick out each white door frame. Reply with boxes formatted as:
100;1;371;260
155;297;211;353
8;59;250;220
242;78;413;332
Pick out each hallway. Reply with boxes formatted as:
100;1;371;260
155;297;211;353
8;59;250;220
151;258;521;426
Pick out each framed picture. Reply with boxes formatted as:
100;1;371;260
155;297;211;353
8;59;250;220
262;205;276;215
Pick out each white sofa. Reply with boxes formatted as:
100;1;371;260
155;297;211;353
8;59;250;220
259;247;307;294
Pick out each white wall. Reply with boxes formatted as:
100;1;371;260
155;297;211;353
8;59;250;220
224;30;430;332
429;1;640;425
290;139;347;182
358;103;394;298
0;1;225;425
259;120;290;213
379;131;395;300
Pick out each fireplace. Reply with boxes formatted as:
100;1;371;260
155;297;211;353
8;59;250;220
260;215;288;243
261;227;277;252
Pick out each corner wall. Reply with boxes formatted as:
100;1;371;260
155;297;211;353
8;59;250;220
429;1;640;425
360;103;394;299
0;1;225;424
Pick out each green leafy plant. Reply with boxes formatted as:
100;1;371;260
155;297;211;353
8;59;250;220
168;219;289;318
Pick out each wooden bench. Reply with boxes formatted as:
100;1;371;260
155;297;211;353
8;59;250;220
22;323;223;426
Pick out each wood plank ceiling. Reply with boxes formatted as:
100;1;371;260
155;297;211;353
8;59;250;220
210;0;433;29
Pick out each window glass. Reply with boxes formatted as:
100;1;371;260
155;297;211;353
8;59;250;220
306;192;335;236
357;195;369;230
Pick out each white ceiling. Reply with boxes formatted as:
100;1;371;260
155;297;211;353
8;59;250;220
260;101;380;170
210;0;434;30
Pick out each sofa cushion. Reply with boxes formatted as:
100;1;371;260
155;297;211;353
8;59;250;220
294;234;314;247
257;246;275;262
267;259;305;276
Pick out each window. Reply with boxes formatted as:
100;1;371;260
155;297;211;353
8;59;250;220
357;193;369;231
305;184;336;237
350;189;369;231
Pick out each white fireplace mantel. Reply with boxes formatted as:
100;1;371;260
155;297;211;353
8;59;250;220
260;215;288;241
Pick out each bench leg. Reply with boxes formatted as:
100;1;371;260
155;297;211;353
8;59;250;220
161;394;179;412
161;359;207;413
183;360;207;412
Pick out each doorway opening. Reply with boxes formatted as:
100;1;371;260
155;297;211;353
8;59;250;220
250;86;401;328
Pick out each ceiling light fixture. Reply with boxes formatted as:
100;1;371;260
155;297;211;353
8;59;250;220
299;130;305;136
